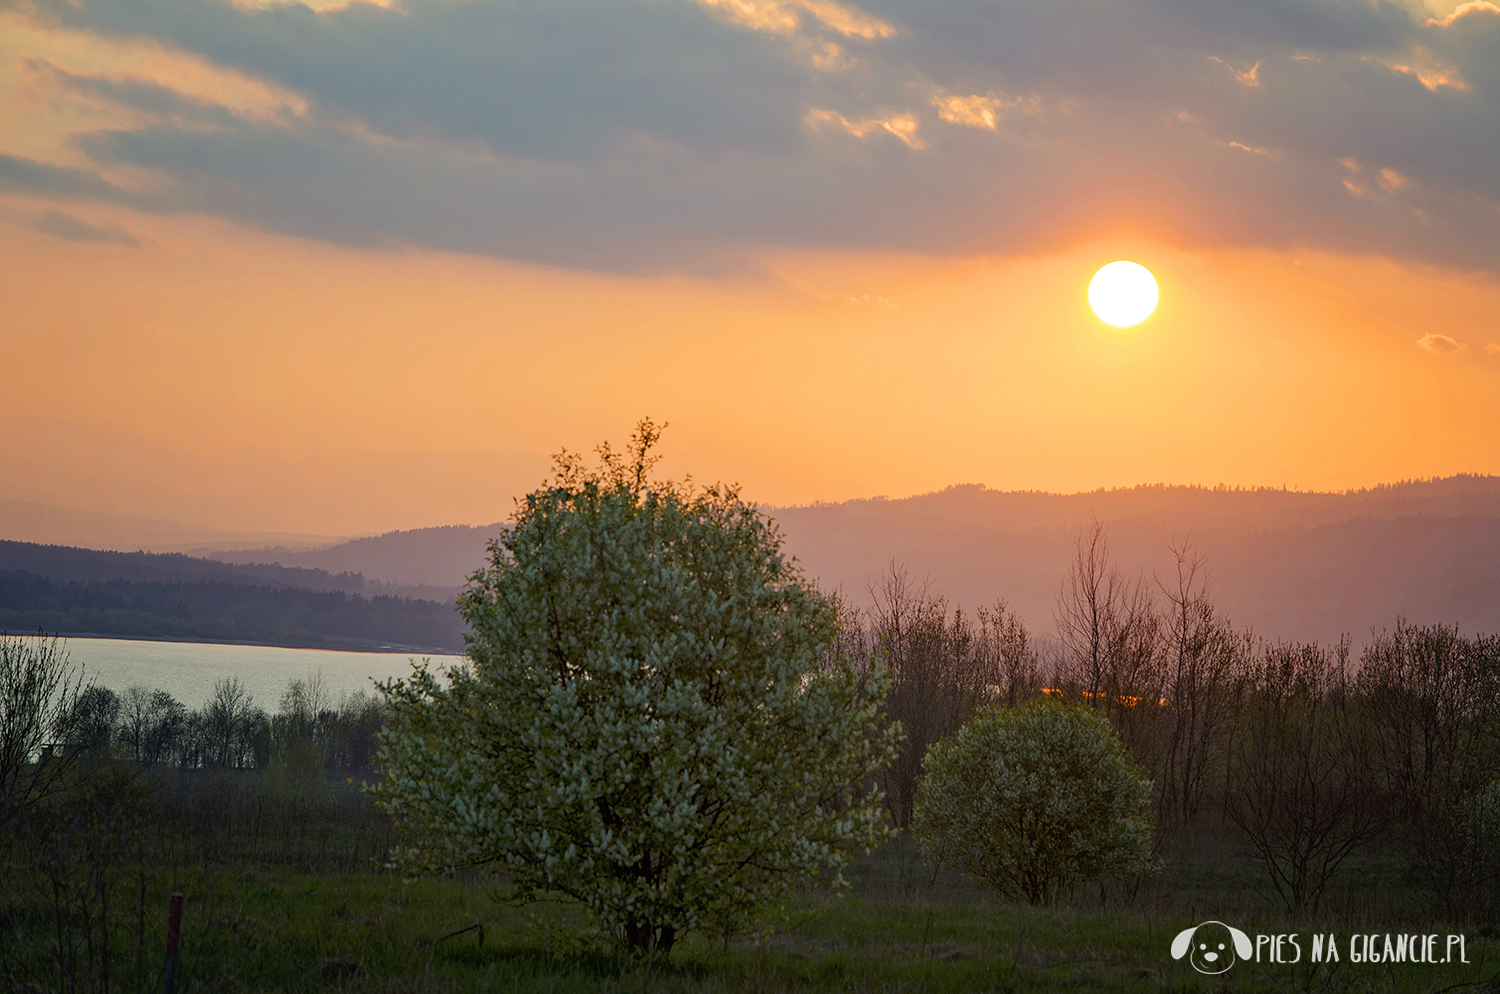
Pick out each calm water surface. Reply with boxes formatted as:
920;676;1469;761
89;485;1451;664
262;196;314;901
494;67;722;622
60;638;467;710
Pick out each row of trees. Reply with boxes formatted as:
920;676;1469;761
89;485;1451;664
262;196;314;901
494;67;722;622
857;526;1500;918
79;674;389;775
1;641;388;785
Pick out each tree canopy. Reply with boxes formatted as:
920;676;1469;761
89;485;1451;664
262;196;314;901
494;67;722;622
375;421;896;954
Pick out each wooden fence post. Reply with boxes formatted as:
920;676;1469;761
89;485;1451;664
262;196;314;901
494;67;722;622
163;893;183;994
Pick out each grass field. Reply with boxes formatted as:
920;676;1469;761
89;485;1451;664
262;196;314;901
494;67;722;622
9;818;1495;994
5;763;1497;994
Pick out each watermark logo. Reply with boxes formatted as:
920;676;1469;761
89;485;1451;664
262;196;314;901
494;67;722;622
1171;921;1254;974
1168;924;1471;972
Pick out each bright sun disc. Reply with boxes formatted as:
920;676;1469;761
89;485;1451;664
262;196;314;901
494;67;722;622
1088;261;1159;327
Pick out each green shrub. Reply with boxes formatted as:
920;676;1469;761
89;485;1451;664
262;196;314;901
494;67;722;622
912;699;1155;905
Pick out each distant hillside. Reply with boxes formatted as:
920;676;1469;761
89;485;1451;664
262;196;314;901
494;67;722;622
766;475;1500;649
0;540;466;651
0;540;369;594
0;571;464;652
16;475;1500;652
203;523;505;595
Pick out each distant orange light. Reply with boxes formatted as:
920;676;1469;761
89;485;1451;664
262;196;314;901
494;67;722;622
1039;688;1167;708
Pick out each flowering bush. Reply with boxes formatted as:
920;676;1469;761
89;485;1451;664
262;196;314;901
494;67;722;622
374;423;896;954
912;699;1154;904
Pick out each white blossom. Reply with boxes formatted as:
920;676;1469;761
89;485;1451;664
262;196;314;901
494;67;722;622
372;423;896;954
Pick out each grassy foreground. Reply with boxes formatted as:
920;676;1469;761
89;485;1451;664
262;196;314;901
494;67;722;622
11;834;1494;994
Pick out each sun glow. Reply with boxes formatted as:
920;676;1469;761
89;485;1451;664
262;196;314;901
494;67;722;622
1088;261;1159;327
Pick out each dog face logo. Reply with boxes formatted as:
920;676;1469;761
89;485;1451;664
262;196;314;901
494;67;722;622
1171;921;1253;975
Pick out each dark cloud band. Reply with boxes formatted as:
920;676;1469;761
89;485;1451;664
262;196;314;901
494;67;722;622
4;0;1497;273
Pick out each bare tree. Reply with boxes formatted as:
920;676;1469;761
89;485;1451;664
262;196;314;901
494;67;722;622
976;600;1039;708
203;677;256;768
0;634;89;834
1227;638;1381;914
1361;623;1500;920
870;564;992;827
143;690;187;766
1358;620;1486;821
1054;521;1164;772
1055;521;1123;706
117;686;152;763
1155;541;1247;828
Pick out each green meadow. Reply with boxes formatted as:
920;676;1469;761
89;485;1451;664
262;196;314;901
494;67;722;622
4;769;1494;994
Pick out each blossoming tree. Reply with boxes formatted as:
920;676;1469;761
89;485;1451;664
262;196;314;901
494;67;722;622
375;422;896;954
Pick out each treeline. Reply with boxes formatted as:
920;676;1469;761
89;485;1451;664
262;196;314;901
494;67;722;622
836;529;1500;921
58;672;388;785
0;570;466;651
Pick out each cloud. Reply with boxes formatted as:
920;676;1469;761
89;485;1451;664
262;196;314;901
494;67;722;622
1207;56;1263;87
1417;333;1466;354
1376;47;1470;92
804;108;925;148
1225;140;1274;156
32;209;141;246
2;0;1498;274
1427;2;1500;28
692;0;895;39
0;153;161;209
1485;343;1500;356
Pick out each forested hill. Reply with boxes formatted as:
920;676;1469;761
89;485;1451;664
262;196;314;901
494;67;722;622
0;541;466;651
0;540;367;593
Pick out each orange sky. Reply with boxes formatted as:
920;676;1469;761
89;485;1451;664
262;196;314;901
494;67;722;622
3;1;1499;538
4;200;1499;536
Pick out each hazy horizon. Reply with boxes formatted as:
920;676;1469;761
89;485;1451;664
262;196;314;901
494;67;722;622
9;471;1500;554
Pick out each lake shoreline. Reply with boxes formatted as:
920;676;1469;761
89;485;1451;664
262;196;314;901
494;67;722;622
52;636;468;709
16;629;462;657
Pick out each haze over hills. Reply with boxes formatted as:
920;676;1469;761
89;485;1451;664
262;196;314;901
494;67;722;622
171;474;1500;650
0;497;344;554
4;476;1498;651
768;475;1500;649
202;523;506;597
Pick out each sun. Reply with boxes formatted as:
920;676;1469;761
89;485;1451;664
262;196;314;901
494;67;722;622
1088;261;1159;327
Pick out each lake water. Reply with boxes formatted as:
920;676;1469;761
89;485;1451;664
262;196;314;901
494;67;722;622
58;637;467;710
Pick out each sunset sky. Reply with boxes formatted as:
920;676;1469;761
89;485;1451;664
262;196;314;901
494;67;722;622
3;0;1499;538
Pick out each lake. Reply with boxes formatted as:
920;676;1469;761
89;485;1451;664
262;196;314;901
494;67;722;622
57;637;467;710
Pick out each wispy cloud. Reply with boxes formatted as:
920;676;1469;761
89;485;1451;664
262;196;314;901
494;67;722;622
805;108;924;148
692;0;895;39
33;209;140;246
1417;333;1465;355
927;90;1040;130
1374;48;1469;92
1207;56;1262;87
795;0;895;39
1224;140;1273;156
1378;168;1408;193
